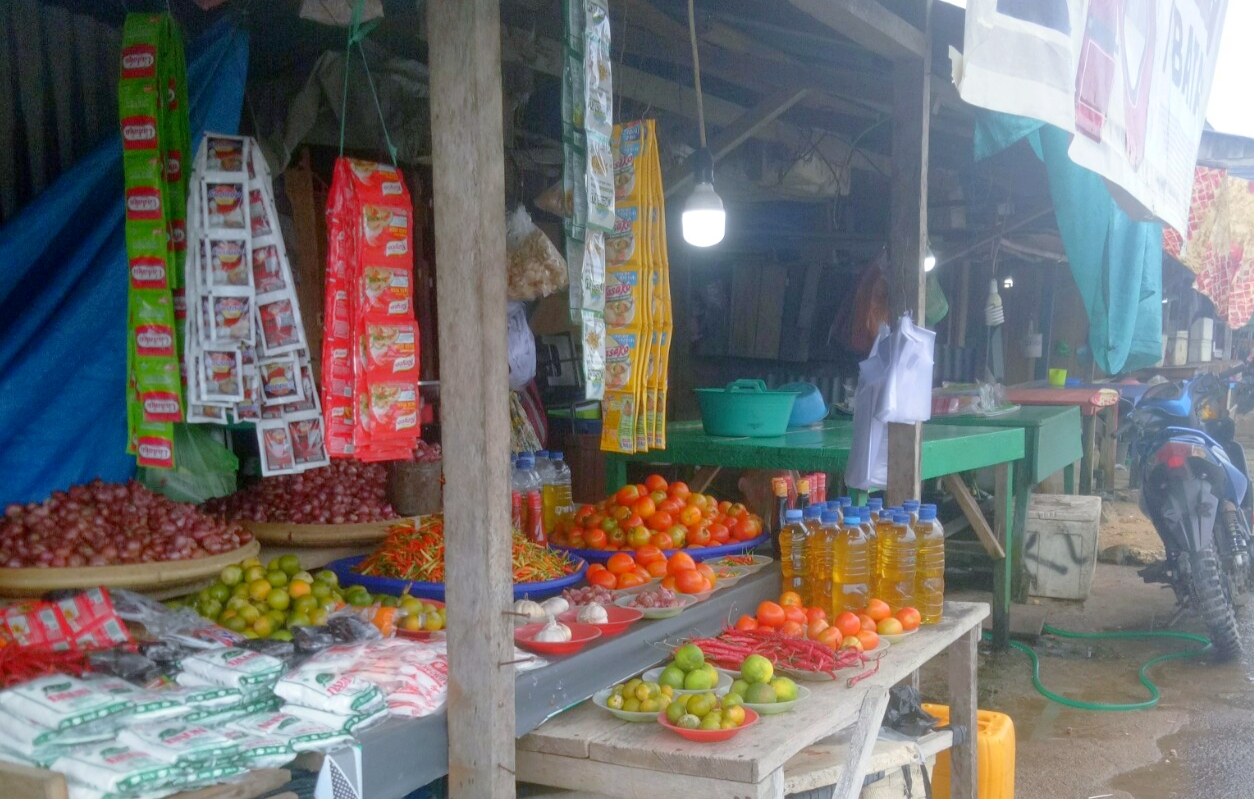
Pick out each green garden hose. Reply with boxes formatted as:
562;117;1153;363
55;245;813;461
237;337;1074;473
991;625;1212;711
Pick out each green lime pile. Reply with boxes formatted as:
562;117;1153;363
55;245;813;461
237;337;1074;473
604;678;675;714
173;554;379;640
398;596;447;633
664;692;747;731
726;654;799;706
657;643;721;692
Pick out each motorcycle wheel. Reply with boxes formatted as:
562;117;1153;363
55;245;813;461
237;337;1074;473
1191;546;1242;660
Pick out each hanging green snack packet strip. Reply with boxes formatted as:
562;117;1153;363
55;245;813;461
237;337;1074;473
119;13;190;467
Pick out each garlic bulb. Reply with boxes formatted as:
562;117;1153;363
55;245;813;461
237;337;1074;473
577;603;608;625
541;596;570;616
533;615;572;643
514;599;545;622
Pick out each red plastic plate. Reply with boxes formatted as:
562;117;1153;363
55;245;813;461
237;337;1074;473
514;621;603;655
655;707;759;742
556;605;644;637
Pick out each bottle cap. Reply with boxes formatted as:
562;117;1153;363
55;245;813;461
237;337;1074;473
821;511;840;524
785;509;804;521
536;450;549;459
844;509;860;524
825;501;842;513
797;479;810;493
551;452;564;461
773;477;789;497
918;506;937;521
893;513;910;524
837;496;853;507
867;498;883;511
804;505;823;519
903;500;921;511
517;455;535;468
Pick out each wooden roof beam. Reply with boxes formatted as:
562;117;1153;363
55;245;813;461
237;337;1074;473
788;0;928;60
499;26;890;174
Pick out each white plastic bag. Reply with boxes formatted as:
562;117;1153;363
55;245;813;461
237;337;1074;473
507;301;537;391
882;314;935;424
847;325;892;491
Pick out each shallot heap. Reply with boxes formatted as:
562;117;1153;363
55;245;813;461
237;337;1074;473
201;459;398;524
1;480;252;568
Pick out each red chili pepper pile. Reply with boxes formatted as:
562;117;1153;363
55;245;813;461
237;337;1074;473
0;645;91;688
691;628;865;676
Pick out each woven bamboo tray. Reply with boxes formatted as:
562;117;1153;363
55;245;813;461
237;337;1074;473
241;520;399;547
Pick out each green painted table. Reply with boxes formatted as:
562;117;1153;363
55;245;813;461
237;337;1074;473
604;418;1026;647
928;406;1083;603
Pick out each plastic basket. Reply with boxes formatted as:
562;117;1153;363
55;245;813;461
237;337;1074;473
694;379;799;437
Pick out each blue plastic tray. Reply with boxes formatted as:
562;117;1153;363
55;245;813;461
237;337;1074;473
326;555;588;602
552;532;770;565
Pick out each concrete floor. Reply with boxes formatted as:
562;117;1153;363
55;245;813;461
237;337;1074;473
920;507;1254;799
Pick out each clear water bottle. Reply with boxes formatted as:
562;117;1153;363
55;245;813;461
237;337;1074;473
916;504;945;623
543;452;575;535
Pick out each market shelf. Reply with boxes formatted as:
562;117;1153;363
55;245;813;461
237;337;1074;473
337;566;779;799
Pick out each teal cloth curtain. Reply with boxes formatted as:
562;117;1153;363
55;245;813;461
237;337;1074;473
975;112;1163;375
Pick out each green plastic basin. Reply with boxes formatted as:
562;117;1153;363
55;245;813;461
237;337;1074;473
695;380;799;437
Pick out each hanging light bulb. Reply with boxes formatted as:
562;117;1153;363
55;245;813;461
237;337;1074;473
681;0;726;248
683;147;724;247
924;245;937;272
985;278;1004;327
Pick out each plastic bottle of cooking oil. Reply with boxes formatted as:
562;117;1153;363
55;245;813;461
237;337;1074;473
902;499;921;524
779;509;809;598
866;497;883;524
831;508;870;615
802;506;825;606
916;503;945;623
875;512;917;608
811;510;840;615
542;452;575;535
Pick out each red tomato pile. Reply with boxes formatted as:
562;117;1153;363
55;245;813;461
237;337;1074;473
585;549;721;594
549;474;764;552
734;593;923;654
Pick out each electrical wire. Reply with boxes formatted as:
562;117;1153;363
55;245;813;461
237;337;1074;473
991;624;1212;712
687;0;706;148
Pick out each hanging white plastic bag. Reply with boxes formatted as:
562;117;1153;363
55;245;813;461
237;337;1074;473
882;314;936;424
847;324;892;491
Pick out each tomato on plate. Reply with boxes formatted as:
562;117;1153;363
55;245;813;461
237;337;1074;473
779;591;803;608
635;544;665;565
678;505;702;526
756;600;785;628
588;569;617;589
614;485;641;506
606;552;636;575
783;605;807;626
735;615;759;631
687;525;712;546
630;496;656;519
668;481;691;500
584;528;607;549
627;525;652;549
645;511;673;532
658;497;685;515
675;569;706;594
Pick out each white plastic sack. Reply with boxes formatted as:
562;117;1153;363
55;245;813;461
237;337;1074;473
882;315;935;424
507;301;537;391
847;324;892;491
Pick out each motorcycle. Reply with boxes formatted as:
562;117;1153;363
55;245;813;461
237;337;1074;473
1125;361;1254;659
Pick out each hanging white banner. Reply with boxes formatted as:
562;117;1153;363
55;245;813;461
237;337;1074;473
955;0;1228;233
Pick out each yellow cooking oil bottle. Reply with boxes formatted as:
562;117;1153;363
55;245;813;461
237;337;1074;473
831;507;870;615
810;509;840;615
779;509;810;599
915;503;945;623
875;511;916;609
903;499;921;525
801;505;825;606
865;497;883;524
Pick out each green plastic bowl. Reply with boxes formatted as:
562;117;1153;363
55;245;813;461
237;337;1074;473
695;380;799;437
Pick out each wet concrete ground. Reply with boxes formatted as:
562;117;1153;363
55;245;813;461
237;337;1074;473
921;563;1254;799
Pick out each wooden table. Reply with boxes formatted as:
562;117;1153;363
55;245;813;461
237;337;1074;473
1004;384;1118;494
605;419;1024;647
517;601;989;799
928;407;1082;602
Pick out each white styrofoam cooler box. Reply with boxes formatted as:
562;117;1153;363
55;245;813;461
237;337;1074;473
1024;494;1102;600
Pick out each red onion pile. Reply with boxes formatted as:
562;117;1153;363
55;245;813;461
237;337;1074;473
414;440;442;464
626;587;683;609
0;480;253;569
201;459;399;524
561;585;616;607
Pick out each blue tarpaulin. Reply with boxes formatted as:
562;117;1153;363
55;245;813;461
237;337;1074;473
0;19;249;505
975;112;1164;376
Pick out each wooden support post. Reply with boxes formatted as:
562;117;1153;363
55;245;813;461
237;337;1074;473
833;686;891;799
941;474;1004;559
885;1;931;507
1080;413;1096;495
992;463;1012;650
427;2;515;797
947;625;980;799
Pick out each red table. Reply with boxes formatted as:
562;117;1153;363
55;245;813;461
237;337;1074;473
1005;384;1120;494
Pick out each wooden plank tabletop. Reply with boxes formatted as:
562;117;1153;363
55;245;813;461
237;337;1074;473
518;601;989;794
